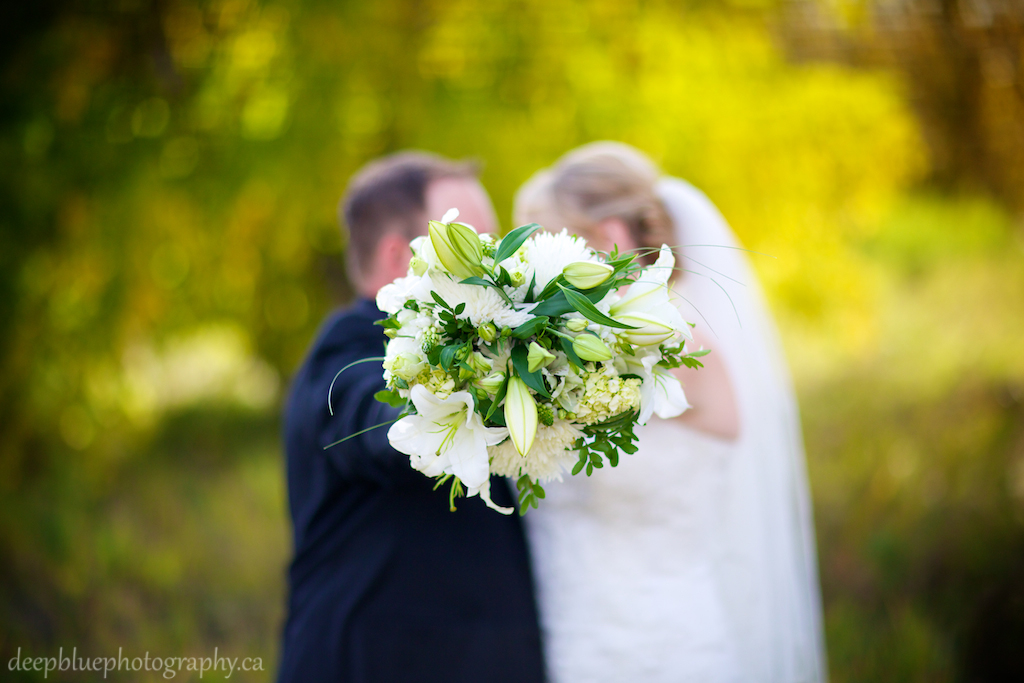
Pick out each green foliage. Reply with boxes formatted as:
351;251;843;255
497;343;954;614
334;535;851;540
571;410;640;476
516;475;546;515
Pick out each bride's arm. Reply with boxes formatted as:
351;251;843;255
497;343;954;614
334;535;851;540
670;326;740;441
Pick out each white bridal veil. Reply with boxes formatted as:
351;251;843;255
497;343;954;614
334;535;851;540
523;175;827;683
657;176;827;682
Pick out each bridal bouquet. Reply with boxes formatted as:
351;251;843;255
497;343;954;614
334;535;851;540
370;209;707;514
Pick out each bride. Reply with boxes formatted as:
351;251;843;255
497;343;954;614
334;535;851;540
514;143;827;682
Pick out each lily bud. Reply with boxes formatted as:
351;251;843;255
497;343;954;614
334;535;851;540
565;317;589;332
447;222;484;272
506;376;538;457
477;372;506;395
616;312;676;346
466;351;492;376
527;342;556;373
562;261;614;289
477;322;497;342
428;220;476;279
573;334;613;362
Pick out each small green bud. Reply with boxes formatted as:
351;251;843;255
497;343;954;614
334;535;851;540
573;334;613;362
477;322;497;342
537;402;555;427
500;326;512;338
565;317;589;332
466;351;492;375
420;327;441;354
477;372;506;395
527;342;556;373
510;270;526;287
409;256;427;276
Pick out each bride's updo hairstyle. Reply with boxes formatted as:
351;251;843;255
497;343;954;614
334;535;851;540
514;142;676;266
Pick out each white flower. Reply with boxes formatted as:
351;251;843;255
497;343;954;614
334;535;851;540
610;245;692;341
416;272;533;329
377;274;426;315
489;419;583;482
573;362;643;424
382;335;426;382
618;350;690;424
388;385;512;513
521;229;598;290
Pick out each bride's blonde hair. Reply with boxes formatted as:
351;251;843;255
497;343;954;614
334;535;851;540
514;142;676;265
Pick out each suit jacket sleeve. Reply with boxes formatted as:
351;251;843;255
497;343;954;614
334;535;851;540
305;324;427;489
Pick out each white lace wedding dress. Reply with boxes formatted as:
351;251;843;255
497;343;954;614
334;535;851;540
525;178;826;683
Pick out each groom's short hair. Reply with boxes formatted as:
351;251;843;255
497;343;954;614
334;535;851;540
341;151;478;285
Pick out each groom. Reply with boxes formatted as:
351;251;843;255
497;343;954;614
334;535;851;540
277;152;545;683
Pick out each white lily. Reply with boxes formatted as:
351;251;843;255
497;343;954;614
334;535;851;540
377;274;426;315
387;385;512;513
609;245;692;341
618;350;690;424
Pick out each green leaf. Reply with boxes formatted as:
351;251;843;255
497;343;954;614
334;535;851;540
494;223;541;264
528;291;573;318
511;315;549;340
685;349;711;358
439;344;459;371
431;291;451;310
510;344;551;398
485;375;510;421
373;389;407;408
535;275;567;302
460;276;496;288
559;335;585;369
557;283;637;329
459;275;514;305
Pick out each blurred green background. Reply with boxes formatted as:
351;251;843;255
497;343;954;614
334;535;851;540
2;0;1023;680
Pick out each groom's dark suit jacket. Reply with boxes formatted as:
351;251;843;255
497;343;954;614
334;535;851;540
277;298;545;683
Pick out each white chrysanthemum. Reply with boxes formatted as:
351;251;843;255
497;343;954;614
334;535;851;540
489;419;582;482
521;229;598;290
416;272;533;329
574;362;643;424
